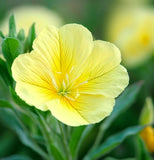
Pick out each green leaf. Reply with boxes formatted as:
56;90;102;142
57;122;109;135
0;108;48;159
2;37;22;68
0;131;17;157
101;82;142;137
77;125;99;159
24;23;36;52
2;155;33;160
0;30;5;38
84;125;145;160
0;57;13;86
91;82;143;151
0;99;12;108
9;15;16;37
69;126;86;158
49;144;66;160
135;135;151;160
17;29;25;41
103;82;142;131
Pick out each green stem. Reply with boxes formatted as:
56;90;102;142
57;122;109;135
66;126;72;140
36;109;54;160
87;125;106;154
93;128;104;148
58;122;72;160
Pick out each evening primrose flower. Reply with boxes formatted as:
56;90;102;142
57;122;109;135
0;5;63;35
12;24;129;126
117;0;151;6
106;7;154;68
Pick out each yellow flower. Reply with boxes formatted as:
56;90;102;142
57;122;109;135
106;7;154;68
12;24;129;126
140;126;154;152
117;0;151;6
0;5;63;35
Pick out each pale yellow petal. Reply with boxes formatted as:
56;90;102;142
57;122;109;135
83;40;121;77
78;65;129;98
75;94;115;124
47;94;115;126
47;98;88;126
15;82;56;111
59;24;93;74
33;26;61;72
11;53;57;110
72;41;126;97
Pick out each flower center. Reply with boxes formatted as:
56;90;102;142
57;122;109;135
140;34;149;46
58;89;68;96
55;70;82;101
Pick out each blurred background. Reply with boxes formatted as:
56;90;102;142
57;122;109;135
0;0;154;159
1;0;153;38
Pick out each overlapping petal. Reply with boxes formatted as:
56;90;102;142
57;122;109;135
86;40;121;75
33;24;94;88
47;94;114;126
33;24;93;73
59;24;93;74
74;41;128;98
78;65;128;98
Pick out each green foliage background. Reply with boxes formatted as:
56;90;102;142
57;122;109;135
0;0;154;160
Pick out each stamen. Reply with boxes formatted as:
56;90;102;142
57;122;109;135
57;71;62;74
75;80;88;88
69;66;74;73
49;72;59;90
66;73;69;83
62;80;66;89
65;95;75;101
75;89;80;98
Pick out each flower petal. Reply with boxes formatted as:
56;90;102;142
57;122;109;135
87;40;121;75
72;41;127;98
15;82;55;110
32;24;94;87
76;94;115;124
78;65;129;98
47;98;88;126
59;24;93;74
33;25;61;72
47;94;115;126
77;40;121;83
12;53;57;110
